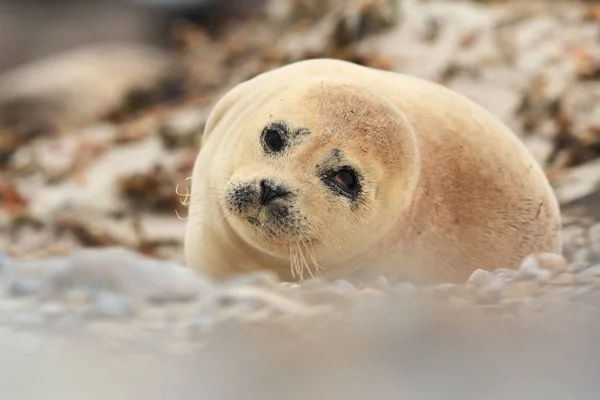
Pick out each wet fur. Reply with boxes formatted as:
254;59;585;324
185;58;562;284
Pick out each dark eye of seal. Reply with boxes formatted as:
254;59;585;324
329;167;360;197
262;123;287;153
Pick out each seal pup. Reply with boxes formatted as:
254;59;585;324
184;58;561;284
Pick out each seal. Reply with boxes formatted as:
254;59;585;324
184;58;562;284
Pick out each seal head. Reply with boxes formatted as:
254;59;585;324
212;79;420;276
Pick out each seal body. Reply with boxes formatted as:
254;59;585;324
185;58;561;284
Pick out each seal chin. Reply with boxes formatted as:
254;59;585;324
240;210;316;247
225;208;274;239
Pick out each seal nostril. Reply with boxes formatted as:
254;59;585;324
259;179;290;205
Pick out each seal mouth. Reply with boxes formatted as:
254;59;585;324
222;192;316;246
239;211;319;249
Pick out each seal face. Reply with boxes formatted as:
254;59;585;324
210;80;419;274
224;119;367;244
186;58;562;284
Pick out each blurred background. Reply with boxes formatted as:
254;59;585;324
1;1;600;399
1;0;599;266
0;0;269;73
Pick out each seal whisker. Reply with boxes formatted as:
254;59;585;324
303;241;324;277
174;209;187;221
297;243;309;281
300;241;317;278
289;244;300;280
175;181;192;206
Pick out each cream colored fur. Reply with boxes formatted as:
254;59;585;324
185;58;561;284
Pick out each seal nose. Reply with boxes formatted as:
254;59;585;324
259;179;290;205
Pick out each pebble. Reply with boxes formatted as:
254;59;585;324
296;287;356;308
86;291;135;319
546;272;578;286
6;257;72;297
185;315;217;339
476;276;506;304
568;261;592;274
574;265;600;285
280;282;299;289
492;268;519;279
504;281;542;299
376;275;389;290
63;289;95;307
516;255;540;279
42;248;210;303
536;252;569;272
392;282;418;297
570;247;596;264
516;254;553;281
332;279;358;294
430;283;458;297
576;264;600;279
467;269;495;286
359;288;385;297
570;286;600;303
39;302;67;318
220;270;282;291
454;284;477;300
8;277;45;297
280;282;301;291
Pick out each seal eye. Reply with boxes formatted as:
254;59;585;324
332;168;359;194
265;129;284;151
262;123;286;153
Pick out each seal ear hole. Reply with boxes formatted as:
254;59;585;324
261;122;288;153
